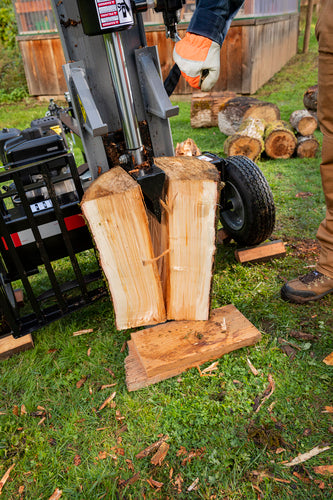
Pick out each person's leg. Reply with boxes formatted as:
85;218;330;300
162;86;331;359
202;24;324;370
281;2;333;303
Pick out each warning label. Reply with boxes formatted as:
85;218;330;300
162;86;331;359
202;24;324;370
95;0;133;29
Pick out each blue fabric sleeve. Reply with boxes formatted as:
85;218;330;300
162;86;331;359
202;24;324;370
187;0;244;46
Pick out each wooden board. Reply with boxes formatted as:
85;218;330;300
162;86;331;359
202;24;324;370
125;305;261;390
0;334;34;361
235;240;286;263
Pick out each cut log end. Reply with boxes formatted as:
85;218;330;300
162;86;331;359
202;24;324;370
224;136;263;161
296;136;320;158
265;131;296;159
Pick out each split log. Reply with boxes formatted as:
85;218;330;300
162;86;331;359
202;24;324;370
191;91;236;128
289;109;318;136
223;118;265;160
175;138;201;156
153;156;220;321
81;167;166;330
264;120;297;159
296;135;320;158
303;84;318;111
218;96;280;136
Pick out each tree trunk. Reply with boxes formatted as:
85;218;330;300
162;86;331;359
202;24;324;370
290;109;318;136
223;118;265;161
264;120;297;159
303;84;318;111
153;156;220;321
190;91;236;128
296;135;320;158
81;167;166;330
218;96;280;136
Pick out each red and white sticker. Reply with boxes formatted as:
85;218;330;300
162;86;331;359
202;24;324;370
95;0;133;29
1;214;86;250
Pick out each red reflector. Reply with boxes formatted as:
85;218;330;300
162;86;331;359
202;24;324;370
64;214;86;231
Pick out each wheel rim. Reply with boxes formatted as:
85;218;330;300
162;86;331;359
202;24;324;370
221;181;245;231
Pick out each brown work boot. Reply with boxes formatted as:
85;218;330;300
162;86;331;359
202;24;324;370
281;270;333;304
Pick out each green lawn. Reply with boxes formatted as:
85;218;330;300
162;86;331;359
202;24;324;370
0;21;332;500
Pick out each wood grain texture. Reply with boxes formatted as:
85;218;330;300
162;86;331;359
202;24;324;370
129;305;261;380
235;240;286;264
81;167;166;330
0;334;34;361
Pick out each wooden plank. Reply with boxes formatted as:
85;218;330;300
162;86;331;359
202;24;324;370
81;167;166;330
129;305;261;380
235;240;286;264
0;334;34;361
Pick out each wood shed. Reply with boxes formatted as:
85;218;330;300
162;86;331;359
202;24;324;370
13;0;300;97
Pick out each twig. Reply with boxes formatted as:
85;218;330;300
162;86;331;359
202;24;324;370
255;374;275;413
0;463;15;495
284;445;330;467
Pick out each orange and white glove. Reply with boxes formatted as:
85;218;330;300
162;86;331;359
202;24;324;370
173;32;220;92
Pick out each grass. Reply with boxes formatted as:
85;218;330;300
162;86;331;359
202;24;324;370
0;21;332;500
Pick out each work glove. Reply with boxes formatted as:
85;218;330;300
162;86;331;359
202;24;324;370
173;32;220;92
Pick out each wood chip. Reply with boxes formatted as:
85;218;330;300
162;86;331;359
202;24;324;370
72;329;93;336
20;404;27;415
118;472;140;489
147;477;164;490
100;383;117;390
0;463;15;495
283;445;331;467
201;361;219;375
247;357;259;376
323;352;333;365
13;405;19;416
322;406;333;413
87;347;91;356
48;488;62;500
313;465;333;476
98;392;116;411
187;477;199;492
136;435;169;459
151;442;170;466
38;416;46;426
254;374;275;413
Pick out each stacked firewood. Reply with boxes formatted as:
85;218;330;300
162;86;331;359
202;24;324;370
190;90;320;161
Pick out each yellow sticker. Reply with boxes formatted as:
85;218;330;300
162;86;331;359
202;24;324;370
77;95;87;123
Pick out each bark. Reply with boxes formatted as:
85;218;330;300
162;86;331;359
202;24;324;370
218;96;280;136
296;135;320;158
303;84;318;111
223;118;265;160
191;91;236;128
289;109;318;136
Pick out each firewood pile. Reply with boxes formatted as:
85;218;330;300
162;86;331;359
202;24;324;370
190;88;320;161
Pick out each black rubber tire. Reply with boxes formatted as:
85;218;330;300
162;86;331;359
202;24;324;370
220;155;275;246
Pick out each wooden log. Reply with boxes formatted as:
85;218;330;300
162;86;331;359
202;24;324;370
223;118;265;161
264;120;297;159
0;334;34;361
125;305;262;391
81;167;166;330
153;156;220;321
190;91;236;128
175;138;201;156
303;84;318;111
296;135;320;158
217;96;280;136
289;109;318;136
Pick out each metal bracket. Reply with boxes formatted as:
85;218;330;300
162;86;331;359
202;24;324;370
135;46;179;120
69;64;108;137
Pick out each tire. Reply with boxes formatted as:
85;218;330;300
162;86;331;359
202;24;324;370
220;155;275;246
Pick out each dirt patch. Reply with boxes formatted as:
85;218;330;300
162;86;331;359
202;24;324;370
285;237;320;261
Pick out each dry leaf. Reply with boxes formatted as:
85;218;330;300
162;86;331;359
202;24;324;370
74;454;81;466
72;329;93;336
18;485;24;496
247;357;259;376
314;479;325;489
323;352;333;365
20;404;27;415
151;442;170;466
276;448;286;454
147;477;163;490
38;417;46;426
0;463;15;494
313;465;333;476
284;445;330;467
13;405;19;416
87;347;91;356
98;392;116;411
37;405;46;411
120;342;127;353
187;477;199;492
136;435;169;459
295;191;313;198
76;376;87;389
47;348;58;354
118;472;140;489
104;367;115;377
174;473;183;494
48;488;62;500
201;361;219;375
126;459;134;472
97;451;108;460
293;471;311;484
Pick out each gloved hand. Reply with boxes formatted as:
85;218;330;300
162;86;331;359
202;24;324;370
173;32;220;92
